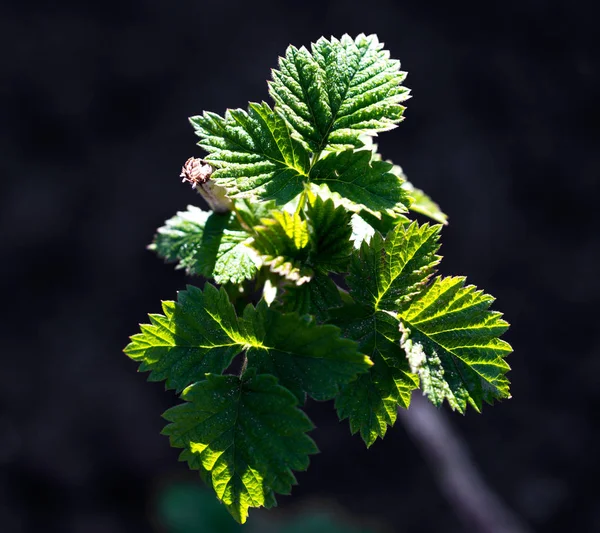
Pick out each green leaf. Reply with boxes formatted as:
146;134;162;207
309;149;411;217
305;190;354;273
349;209;408;249
336;359;416;447
280;271;343;322
398;276;512;413
347;222;442;311
332;304;418;446
250;210;313;284
150;205;210;272
190;102;310;204
162;371;319;523
402;181;448;225
388;164;447;224
250;189;353;287
234;198;277;229
350;213;376;248
124;284;243;392
330;222;442;445
125;284;370;401
269;33;409;152
245;302;372;402
365;161;449;225
150;206;259;284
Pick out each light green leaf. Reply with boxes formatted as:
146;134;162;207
213;239;259;285
150;206;259;285
388;164;447;225
190;102;310;204
349;210;408;249
330;222;442;445
125;284;370;401
150;205;210;272
250;190;354;284
305;189;354;272
162;371;318;523
309;149;411;217
347;222;442;311
399;276;512;413
250;210;313;284
234;198;277;229
269;33;409;152
350;213;375;248
402;181;448;225
124;284;243;392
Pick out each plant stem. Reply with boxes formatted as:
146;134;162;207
240;354;248;377
398;394;531;533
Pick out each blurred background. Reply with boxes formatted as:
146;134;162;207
1;0;599;531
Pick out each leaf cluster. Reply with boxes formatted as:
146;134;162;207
125;34;512;523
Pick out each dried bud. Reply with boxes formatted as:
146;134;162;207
180;157;213;189
179;157;233;214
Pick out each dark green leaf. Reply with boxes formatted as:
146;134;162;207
332;304;418;446
162;371;318;523
245;302;372;402
309;149;411;217
125;285;371;401
281;272;343;322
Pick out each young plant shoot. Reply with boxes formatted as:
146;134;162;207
125;34;512;523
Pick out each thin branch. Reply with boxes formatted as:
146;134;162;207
398;394;530;533
239;354;248;377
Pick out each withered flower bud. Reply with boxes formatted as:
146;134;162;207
180;157;233;214
180;157;213;188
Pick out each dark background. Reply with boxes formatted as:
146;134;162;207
2;0;599;531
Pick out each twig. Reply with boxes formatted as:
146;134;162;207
397;394;530;533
